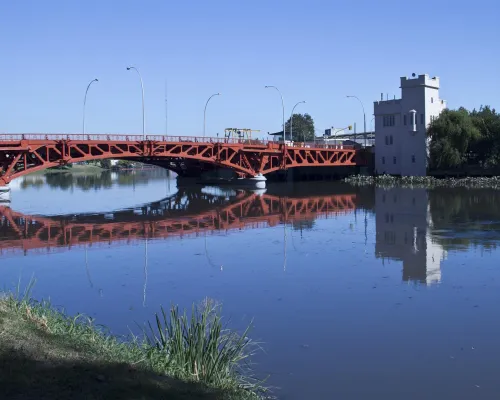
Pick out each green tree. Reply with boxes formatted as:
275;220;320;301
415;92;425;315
284;113;315;142
470;106;500;167
427;108;480;170
99;159;112;169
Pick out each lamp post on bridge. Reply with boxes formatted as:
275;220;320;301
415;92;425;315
346;95;366;147
265;86;285;142
203;93;221;139
83;78;98;135
290;101;306;142
127;66;146;140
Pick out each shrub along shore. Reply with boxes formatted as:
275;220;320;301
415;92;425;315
0;284;268;400
344;174;500;189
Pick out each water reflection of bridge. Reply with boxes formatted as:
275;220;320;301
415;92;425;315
0;188;356;255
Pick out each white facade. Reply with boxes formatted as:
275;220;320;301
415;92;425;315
374;74;447;176
375;187;446;285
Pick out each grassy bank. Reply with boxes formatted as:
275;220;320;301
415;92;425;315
29;164;105;176
0;287;266;400
344;174;500;189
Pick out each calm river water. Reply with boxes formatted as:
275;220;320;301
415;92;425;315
2;169;500;399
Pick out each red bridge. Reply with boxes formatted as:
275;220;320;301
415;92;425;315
0;191;356;256
0;134;365;185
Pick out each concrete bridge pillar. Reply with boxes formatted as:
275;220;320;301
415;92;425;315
0;185;10;202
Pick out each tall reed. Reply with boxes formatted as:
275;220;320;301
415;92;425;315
145;298;264;394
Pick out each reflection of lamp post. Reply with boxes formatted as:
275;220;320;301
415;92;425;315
83;79;98;135
347;95;366;147
143;237;148;307
290;101;306;142
203;93;221;138
126;66;146;140
265;86;285;142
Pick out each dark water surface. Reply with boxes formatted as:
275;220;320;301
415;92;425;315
2;169;500;399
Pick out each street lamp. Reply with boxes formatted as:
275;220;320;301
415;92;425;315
290;101;306;142
203;93;221;138
265;86;285;142
127;66;146;140
83;78;98;135
347;95;367;147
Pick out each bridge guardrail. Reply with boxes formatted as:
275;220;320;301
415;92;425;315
0;134;145;141
145;135;272;145
0;134;354;149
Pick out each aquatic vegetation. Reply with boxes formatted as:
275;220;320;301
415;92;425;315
145;298;265;395
345;174;500;189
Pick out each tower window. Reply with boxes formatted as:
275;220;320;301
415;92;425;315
393;156;397;164
431;97;434;103
383;115;395;127
412;155;416;163
382;156;385;165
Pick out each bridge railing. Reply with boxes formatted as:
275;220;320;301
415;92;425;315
0;134;355;149
291;141;355;150
145;135;271;145
0;134;145;141
0;134;272;145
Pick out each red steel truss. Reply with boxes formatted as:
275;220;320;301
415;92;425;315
0;134;363;185
0;193;356;255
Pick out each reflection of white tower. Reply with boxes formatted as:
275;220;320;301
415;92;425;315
425;204;446;284
375;187;446;285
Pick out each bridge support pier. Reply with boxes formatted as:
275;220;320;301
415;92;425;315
233;174;266;189
0;185;11;203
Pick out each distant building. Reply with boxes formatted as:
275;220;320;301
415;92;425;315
374;74;447;176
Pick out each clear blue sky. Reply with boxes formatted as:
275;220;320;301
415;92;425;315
1;0;498;138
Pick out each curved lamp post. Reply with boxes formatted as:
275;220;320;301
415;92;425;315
203;93;221;138
265;86;285;142
347;95;366;147
290;100;306;142
83;78;98;135
127;66;146;140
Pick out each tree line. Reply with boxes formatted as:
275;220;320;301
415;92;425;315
427;106;500;170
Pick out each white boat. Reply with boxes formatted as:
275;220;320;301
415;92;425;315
197;174;267;189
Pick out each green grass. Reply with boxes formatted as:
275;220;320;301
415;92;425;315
28;164;105;176
0;280;268;400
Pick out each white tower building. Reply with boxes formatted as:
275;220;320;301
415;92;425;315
374;74;447;176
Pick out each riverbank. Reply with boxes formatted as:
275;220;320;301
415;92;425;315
345;174;500;189
0;289;266;400
28;164;105;176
